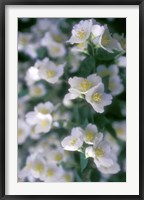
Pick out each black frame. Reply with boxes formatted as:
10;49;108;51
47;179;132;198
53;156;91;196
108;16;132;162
0;0;143;199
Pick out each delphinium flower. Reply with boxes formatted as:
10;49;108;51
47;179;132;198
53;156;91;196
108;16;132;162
112;121;126;141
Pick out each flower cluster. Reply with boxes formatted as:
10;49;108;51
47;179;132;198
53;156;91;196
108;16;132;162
18;18;126;182
62;124;120;174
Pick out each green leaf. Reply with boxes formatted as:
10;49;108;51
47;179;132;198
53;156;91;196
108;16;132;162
78;56;95;76
74;170;82;182
96;47;123;61
80;153;88;172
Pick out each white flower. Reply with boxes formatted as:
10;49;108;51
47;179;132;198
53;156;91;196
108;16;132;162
24;43;38;59
47;41;66;58
18;154;36;181
116;56;126;68
29;125;41;140
85;140;119;173
97;162;120;174
108;75;124;96
18;32;32;51
34;101;54;115
67;19;93;44
59;171;74;182
91;24;105;38
69;51;85;73
113;121;126;141
38;59;65;84
61;127;84;151
97;65;110;77
25;67;40;86
84;123;103;145
31;156;46;179
65;74;102;101
97;64;119;78
25;58;49;86
25;110;53;134
105;132;120;156
93;25;122;53
34;113;53;134
85;83;112;113
71;42;88;53
18;119;29;144
113;33;126;50
41;164;64;182
29;83;46;97
46;148;66;164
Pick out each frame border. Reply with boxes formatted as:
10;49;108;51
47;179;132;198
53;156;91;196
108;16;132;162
0;0;143;199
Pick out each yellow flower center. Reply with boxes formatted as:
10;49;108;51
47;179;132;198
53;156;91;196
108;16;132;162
95;148;104;157
47;70;56;78
51;46;60;53
116;127;123;135
53;34;63;42
33;87;42;96
80;79;92;92
70;138;77;146
109;81;115;91
47;169;54;177
40;119;48;127
92;93;102;102
77;43;84;49
76;29;86;40
85;131;95;142
21;37;28;45
18;128;22;136
35;163;44;173
102;34;111;46
39;108;49;114
55;153;63;161
31;126;36;135
99;70;109;77
64;174;71;182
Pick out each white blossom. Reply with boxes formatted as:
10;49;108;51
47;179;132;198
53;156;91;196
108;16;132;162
93;25;122;53
67;19;93;44
84;123;103;145
85;83;112;113
38;59;65;84
41;164;64;182
108;75;124;96
113;121;126;141
61;127;84;151
29;83;46;97
18;119;29;144
65;74;102;101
